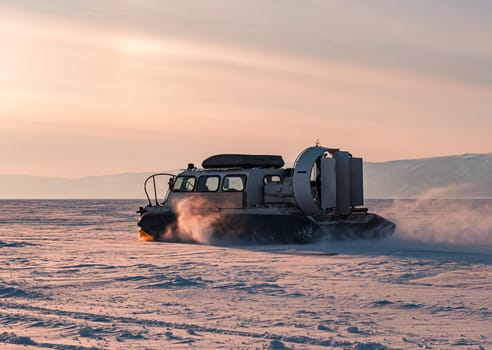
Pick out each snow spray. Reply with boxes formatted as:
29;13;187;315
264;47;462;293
379;186;492;247
161;195;222;244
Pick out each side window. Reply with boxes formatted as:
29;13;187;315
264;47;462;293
196;175;220;192
172;176;195;192
264;175;282;184
222;175;246;192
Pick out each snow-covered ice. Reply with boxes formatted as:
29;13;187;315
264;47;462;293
0;199;491;349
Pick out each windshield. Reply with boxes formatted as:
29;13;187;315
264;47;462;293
172;176;196;192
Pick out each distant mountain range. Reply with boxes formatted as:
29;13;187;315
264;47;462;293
364;153;492;198
1;153;491;199
0;172;161;200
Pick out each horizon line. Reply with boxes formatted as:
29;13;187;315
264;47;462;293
1;151;491;179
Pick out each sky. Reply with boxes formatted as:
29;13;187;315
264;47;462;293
0;0;491;178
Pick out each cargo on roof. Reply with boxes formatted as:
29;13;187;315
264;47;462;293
202;154;285;169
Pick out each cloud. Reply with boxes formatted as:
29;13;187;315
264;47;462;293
2;0;492;88
0;3;491;177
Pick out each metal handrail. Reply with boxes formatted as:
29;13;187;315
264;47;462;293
143;173;176;206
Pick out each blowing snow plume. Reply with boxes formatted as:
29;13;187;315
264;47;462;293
160;195;222;244
379;187;492;248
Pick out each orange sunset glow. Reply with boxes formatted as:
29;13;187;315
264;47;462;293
1;1;491;177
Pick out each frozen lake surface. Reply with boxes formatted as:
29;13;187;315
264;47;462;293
1;199;491;349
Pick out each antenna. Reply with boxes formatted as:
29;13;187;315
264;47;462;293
315;138;321;147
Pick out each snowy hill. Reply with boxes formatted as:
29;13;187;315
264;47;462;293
1;154;491;198
364;153;492;198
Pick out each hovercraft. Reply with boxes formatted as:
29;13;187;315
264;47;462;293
137;145;395;244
